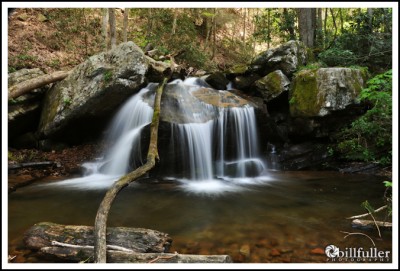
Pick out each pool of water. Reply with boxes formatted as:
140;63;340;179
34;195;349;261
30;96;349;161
8;171;392;263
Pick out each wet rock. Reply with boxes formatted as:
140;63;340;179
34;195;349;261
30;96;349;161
204;71;229;90
290;67;366;118
277;142;330;170
38;41;148;144
233;74;260;90
255;70;290;102
250;40;308;78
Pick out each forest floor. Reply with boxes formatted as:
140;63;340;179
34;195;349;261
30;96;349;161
8;143;101;193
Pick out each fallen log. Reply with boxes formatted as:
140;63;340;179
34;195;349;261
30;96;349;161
24;222;172;253
351;219;392;230
9;70;70;100
39;246;232;263
8;161;57;170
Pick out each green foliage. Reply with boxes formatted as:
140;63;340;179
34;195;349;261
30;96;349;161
361;200;375;214
63;97;71;106
318;48;357;66
335;70;392;165
383;181;392;188
253;8;297;45
318;8;392;72
103;70;113;82
297;62;326;72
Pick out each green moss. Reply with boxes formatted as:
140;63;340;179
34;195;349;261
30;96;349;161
103;70;113;82
228;64;248;74
289;69;321;117
266;72;283;94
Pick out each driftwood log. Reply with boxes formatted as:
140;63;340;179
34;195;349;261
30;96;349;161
94;78;167;263
8;70;70;99
351;219;392;229
24;222;232;263
24;222;172;253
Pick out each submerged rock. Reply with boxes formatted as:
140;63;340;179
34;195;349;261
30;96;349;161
38;41;148;143
289;67;366;117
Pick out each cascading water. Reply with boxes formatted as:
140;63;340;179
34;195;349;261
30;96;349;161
51;78;270;193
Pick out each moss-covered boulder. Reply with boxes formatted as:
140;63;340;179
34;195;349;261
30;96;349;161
38;41;148;143
289;68;366;117
255;70;290;102
250;40;309;78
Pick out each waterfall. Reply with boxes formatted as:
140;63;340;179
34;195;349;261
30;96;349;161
101;87;154;175
51;78;269;192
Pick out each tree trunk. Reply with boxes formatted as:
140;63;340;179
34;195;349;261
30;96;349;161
123;8;129;42
316;8;323;47
267;9;271;49
147;9;153;39
39;246;233;263
94;77;168;263
367;8;374;33
242;8;246;45
24;222;172;253
297;8;315;47
323;8;328;48
211;8;216;60
8;70;70;100
109;8;116;49
172;8;178;35
102;8;108;50
338;8;344;32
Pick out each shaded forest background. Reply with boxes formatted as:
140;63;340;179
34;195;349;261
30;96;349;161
9;7;392;74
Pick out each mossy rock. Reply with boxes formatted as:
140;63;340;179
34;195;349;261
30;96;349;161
290;67;366;117
255;70;290;102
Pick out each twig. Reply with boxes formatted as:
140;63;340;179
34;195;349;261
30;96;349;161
51;240;133;252
148;251;178;263
346;205;387;219
367;211;382;238
340;231;376;247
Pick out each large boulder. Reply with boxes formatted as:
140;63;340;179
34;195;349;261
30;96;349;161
289;68;366;118
250;40;308;78
38;42;149;143
204;71;229;90
255;70;290;102
8;68;48;141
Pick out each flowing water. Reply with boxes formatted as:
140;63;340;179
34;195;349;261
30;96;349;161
7;78;392;263
8;172;392;263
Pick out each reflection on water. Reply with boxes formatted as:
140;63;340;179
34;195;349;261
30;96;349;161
8;171;392;263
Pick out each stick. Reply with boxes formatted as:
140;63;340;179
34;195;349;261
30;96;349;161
346;205;387;219
51;240;133;252
340;231;376;247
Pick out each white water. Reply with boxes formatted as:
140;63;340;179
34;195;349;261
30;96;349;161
50;78;270;193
